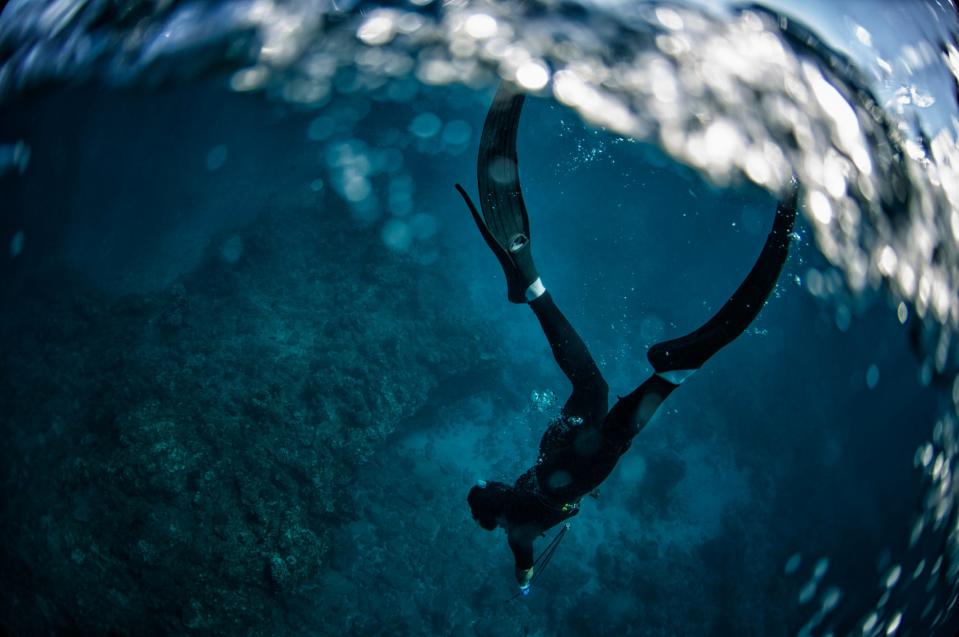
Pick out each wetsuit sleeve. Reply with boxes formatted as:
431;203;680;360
529;291;609;421
508;532;535;571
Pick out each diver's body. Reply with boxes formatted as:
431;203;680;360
458;83;798;591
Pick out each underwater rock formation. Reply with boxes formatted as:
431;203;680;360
0;205;496;635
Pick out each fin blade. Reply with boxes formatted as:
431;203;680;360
477;83;531;250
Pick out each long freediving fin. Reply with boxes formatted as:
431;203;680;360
458;82;540;303
647;180;799;374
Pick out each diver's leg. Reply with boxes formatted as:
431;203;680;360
602;189;799;447
529;292;609;422
602;374;678;444
647;187;798;379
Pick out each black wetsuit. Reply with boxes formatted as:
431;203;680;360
504;195;797;572
458;82;798;573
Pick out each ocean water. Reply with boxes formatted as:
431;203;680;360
1;0;958;635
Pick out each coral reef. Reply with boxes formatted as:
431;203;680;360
0;205;495;635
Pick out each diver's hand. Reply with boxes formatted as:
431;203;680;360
516;566;534;593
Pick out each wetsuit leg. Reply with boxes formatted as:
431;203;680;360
602;375;678;446
604;190;798;444
529;291;609;423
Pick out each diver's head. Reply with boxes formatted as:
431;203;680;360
467;480;513;531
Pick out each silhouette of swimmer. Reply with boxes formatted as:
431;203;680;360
455;82;798;592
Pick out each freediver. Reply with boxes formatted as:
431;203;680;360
456;83;798;593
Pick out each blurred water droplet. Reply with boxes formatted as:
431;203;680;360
307;116;336;141
488;157;516;184
442;120;471;146
821;587;842;612
387;78;418;102
9;231;24;258
220;235;243;264
835;306;851;332
813;557;829;579
343;175;372;202
516;61;550;90
886;611;902;634
805;269;824;296
409;213;437;240
784;553;802;575
230;66;268;92
808;190;833;224
357;11;397;46
409;113;441;138
464;14;497;39
655;7;684;30
206;145;228;171
896;302;908;324
884;564;901;589
866;364;880;389
0;141;30;175
381;219;412;251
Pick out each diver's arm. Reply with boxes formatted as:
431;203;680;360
508;533;534;570
508;534;535;589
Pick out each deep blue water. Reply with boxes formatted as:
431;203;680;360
1;1;958;635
